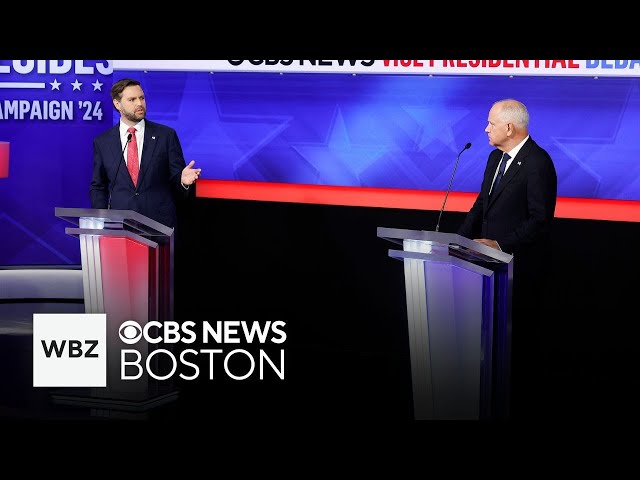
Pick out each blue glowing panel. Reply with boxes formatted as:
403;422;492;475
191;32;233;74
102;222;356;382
3;64;640;266
128;70;640;201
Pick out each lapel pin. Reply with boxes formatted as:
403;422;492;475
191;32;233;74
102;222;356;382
517;161;521;165
152;136;156;140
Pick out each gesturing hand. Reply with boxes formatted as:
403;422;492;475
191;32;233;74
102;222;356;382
181;160;202;186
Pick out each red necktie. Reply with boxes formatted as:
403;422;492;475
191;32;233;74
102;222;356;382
127;127;139;187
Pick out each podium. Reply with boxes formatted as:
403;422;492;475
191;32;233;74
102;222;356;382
53;207;178;417
377;227;513;420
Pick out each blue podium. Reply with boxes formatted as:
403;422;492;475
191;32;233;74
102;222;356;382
377;227;513;420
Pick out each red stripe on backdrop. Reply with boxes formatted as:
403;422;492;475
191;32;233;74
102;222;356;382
196;180;640;223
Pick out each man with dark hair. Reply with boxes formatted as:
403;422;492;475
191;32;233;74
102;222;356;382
90;78;200;228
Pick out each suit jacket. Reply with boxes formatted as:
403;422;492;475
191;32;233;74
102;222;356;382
457;137;557;273
90;120;190;228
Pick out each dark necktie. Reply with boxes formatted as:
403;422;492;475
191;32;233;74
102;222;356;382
127;127;139;187
491;152;510;196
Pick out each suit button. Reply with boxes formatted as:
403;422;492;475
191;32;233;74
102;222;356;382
135;192;140;196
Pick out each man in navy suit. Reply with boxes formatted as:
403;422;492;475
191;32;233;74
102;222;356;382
458;98;557;419
90;78;201;228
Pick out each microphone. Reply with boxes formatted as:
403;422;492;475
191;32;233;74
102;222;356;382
435;142;472;232
108;132;132;210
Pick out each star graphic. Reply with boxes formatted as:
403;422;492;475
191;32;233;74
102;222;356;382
403;105;470;154
71;79;82;91
400;105;475;186
291;107;390;186
551;82;640;200
155;74;291;181
92;79;103;91
50;79;61;91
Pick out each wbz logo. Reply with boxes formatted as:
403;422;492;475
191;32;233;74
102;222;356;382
41;339;99;358
33;314;106;387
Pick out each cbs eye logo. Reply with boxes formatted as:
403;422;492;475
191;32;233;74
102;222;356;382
119;320;142;344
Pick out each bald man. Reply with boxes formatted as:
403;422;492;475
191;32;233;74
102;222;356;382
458;98;557;419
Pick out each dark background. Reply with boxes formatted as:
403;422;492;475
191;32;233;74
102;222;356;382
170;196;640;422
2;196;636;422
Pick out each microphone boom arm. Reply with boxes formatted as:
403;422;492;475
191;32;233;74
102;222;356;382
435;142;472;232
107;132;132;210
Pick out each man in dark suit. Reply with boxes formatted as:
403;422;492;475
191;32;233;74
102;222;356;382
90;78;201;228
458;98;557;419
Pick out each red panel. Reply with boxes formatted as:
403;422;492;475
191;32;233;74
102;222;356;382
0;142;9;178
196;179;640;223
99;237;150;324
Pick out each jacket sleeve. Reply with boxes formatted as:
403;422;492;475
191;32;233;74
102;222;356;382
499;153;557;253
167;128;191;199
90;137;109;209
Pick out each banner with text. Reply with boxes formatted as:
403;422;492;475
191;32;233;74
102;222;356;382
0;60;113;265
114;60;640;77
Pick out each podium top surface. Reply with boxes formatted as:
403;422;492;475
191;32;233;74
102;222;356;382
377;226;513;264
55;207;173;237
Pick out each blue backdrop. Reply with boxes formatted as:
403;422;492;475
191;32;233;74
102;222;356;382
2;66;639;265
0;60;111;266
134;71;638;199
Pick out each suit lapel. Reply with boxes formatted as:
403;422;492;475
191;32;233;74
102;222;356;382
137;121;158;188
484;152;501;206
487;139;533;206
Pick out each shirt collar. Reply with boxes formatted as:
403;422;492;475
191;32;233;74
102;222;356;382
119;119;145;138
504;134;529;160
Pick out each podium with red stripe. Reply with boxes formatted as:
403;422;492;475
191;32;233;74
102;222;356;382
54;207;176;417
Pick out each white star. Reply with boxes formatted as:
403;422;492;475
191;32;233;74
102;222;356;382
71;79;82;91
50;79;61;90
92;79;103;91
